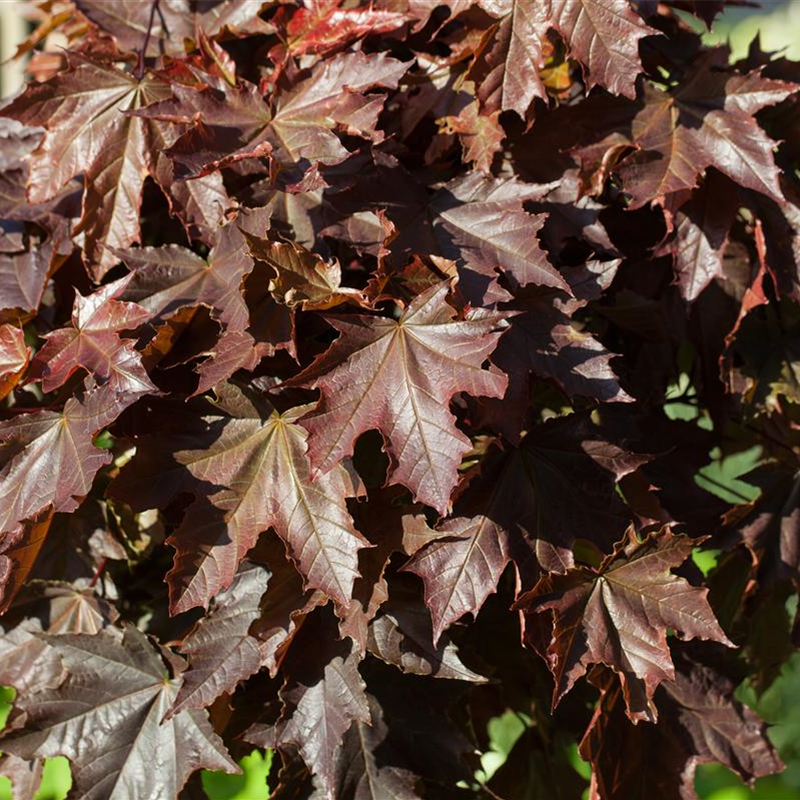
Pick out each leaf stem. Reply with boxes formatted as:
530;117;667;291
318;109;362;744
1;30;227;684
136;0;160;81
88;558;108;589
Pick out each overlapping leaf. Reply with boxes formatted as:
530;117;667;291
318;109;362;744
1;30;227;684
0;382;144;537
145;53;409;177
33;274;154;394
580;647;783;799
607;60;798;206
171;561;271;715
406;412;640;642
1;56;175;277
288;282;511;514
518;529;734;722
0;627;237;799
472;0;657;117
111;383;368;612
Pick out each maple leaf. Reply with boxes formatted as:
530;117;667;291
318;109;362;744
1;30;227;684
249;534;327;677
659;170;739;302
0;233;57;319
111;383;368;612
280;0;408;57
367;600;487;682
472;0;657;116
406;412;639;642
0;55;179;278
0;626;238;799
32;274;154;394
322;692;420;800
242;232;364;310
246;612;370;799
0;619;63;697
10;581;119;635
116;220;254;332
287;281;510;514
517;529;734;722
580;647;783;799
147;53;409;177
171;561;270;715
485;261;631;439
614;62;798;206
468;0;548;118
339;491;443;651
75;0;273;56
0;382;142;538
440;99;505;174
0;324;30;401
389;171;567;302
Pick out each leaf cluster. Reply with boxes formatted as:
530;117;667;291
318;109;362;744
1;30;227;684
0;1;799;798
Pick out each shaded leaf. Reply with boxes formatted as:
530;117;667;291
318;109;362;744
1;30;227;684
518;529;734;722
580;646;783;799
367;600;487;682
171;561;271;715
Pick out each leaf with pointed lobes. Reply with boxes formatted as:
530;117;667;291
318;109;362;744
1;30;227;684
484;261;631;441
0;324;29;400
0;231;58;318
75;0;273;56
517;528;734;723
659;171;739;302
388;171;565;304
285;281;511;515
116;219;255;333
608;59;799;207
281;0;409;57
170;561;270;716
246;610;370;800
339;489;444;652
32;273;154;395
0;54;178;278
249;534;328;677
147;52;409;177
471;0;657;117
367;600;487;682
316;691;420;800
439;98;505;174
580;645;783;800
9;581;119;635
0;626;238;800
110;382;368;613
405;410;640;643
242;233;365;309
0;381;143;538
